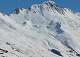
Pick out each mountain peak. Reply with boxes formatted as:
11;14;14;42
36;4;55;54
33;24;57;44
7;1;66;15
0;0;80;57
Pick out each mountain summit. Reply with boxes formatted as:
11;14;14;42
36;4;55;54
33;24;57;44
0;1;80;57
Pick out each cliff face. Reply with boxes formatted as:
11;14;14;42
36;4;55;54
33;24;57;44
0;1;80;57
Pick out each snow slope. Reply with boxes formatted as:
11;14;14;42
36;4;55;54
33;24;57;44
0;1;80;57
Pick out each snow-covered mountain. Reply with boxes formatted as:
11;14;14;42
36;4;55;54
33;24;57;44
0;1;80;57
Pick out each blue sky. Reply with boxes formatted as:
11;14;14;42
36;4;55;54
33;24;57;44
0;0;80;14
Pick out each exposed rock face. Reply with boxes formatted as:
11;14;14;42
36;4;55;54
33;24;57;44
0;1;80;57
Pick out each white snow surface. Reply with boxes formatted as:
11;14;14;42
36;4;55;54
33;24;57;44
0;1;80;57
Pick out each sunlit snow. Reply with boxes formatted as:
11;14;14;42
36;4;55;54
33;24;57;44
0;1;80;57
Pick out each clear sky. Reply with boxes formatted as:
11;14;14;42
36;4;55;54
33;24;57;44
0;0;80;14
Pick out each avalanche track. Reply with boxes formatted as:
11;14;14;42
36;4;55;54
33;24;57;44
0;1;80;57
